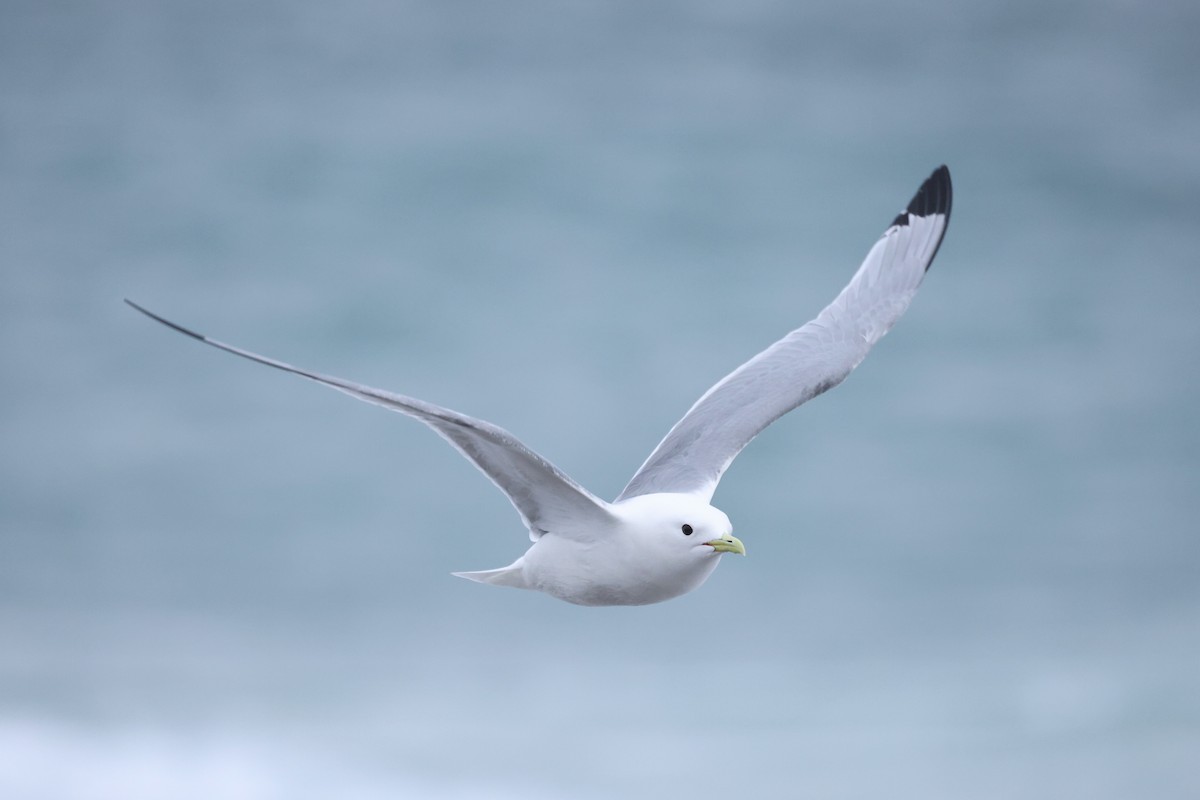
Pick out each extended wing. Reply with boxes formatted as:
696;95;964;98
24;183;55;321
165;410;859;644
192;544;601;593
127;300;616;541
617;165;952;502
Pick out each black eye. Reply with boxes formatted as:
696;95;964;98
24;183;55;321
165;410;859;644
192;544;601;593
681;524;693;535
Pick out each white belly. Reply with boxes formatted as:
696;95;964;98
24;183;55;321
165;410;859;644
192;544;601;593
520;533;721;606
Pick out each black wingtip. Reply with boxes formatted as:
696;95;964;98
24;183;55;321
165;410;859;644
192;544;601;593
125;298;207;342
909;164;952;219
891;165;953;228
884;166;953;273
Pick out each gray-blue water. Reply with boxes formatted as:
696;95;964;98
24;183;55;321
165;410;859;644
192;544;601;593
3;1;1198;797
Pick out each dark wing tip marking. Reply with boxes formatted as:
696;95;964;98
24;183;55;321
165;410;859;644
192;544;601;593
887;165;952;231
125;298;207;342
906;164;952;220
895;165;953;273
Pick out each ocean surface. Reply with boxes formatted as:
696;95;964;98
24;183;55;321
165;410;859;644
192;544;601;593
2;1;1198;797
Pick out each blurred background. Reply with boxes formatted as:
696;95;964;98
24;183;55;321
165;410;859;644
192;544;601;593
2;0;1198;797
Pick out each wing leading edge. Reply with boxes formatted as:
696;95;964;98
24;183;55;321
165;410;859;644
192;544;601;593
125;300;616;541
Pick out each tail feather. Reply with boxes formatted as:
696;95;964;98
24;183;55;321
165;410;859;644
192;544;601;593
452;559;528;590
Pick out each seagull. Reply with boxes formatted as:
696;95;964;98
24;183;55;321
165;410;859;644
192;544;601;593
128;165;951;606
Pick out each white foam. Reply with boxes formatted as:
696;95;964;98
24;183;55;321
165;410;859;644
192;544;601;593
0;718;553;800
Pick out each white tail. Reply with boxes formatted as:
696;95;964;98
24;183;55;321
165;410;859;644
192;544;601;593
451;558;528;589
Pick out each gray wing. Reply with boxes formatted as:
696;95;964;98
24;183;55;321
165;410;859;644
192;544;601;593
617;165;952;503
126;300;616;542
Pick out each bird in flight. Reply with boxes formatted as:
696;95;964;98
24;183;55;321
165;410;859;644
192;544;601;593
128;165;951;606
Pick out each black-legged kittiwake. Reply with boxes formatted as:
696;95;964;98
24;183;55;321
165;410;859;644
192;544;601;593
127;165;952;606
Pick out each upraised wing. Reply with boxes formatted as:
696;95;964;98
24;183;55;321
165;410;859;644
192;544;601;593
126;300;617;541
617;165;952;503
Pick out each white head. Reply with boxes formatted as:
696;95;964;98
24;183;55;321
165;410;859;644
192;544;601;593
521;492;746;606
614;492;745;564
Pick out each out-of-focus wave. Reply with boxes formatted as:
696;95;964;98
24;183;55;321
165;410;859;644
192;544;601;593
0;718;554;800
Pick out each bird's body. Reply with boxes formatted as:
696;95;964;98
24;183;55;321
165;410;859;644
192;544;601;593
128;166;952;606
463;493;736;606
